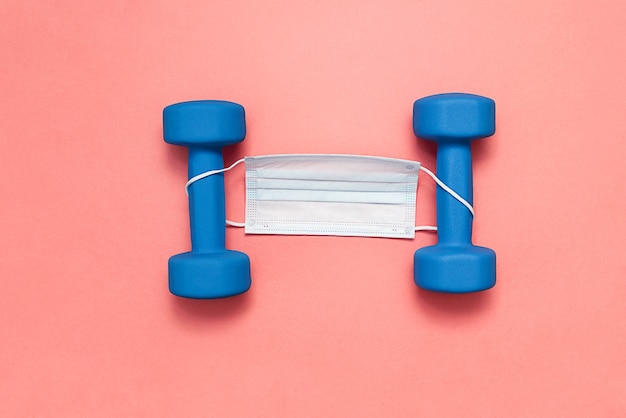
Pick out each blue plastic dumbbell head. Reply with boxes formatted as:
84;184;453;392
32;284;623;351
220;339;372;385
164;100;246;147
163;100;251;299
166;250;251;299
413;93;496;293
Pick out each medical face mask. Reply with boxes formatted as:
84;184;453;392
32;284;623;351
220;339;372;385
245;154;419;238
185;154;473;239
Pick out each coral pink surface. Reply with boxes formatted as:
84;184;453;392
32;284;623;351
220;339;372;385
1;1;625;416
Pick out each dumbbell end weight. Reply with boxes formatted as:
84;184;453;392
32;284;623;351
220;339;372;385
413;93;496;293
169;251;251;299
164;100;251;299
164;100;247;147
414;245;495;293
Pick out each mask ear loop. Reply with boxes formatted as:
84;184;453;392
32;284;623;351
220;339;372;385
418;166;475;217
185;158;246;196
414;165;475;232
226;220;246;227
415;225;438;232
185;157;247;227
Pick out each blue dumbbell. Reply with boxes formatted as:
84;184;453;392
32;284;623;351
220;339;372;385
163;100;251;299
413;93;496;293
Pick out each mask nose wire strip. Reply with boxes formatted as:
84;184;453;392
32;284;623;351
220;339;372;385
417;165;475;218
184;157;474;230
185;158;246;196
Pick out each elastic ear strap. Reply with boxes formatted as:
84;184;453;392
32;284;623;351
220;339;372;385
418;165;475;217
415;225;437;232
226;220;245;227
185;158;245;196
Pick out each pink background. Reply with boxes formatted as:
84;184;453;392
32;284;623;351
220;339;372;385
2;1;626;416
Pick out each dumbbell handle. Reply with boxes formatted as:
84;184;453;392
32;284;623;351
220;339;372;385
188;147;226;252
436;141;474;245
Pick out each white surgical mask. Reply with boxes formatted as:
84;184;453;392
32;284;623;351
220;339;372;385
245;154;419;238
185;154;473;239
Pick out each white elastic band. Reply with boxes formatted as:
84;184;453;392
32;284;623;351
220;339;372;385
415;226;437;232
226;220;246;228
185;158;245;196
418;166;475;217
